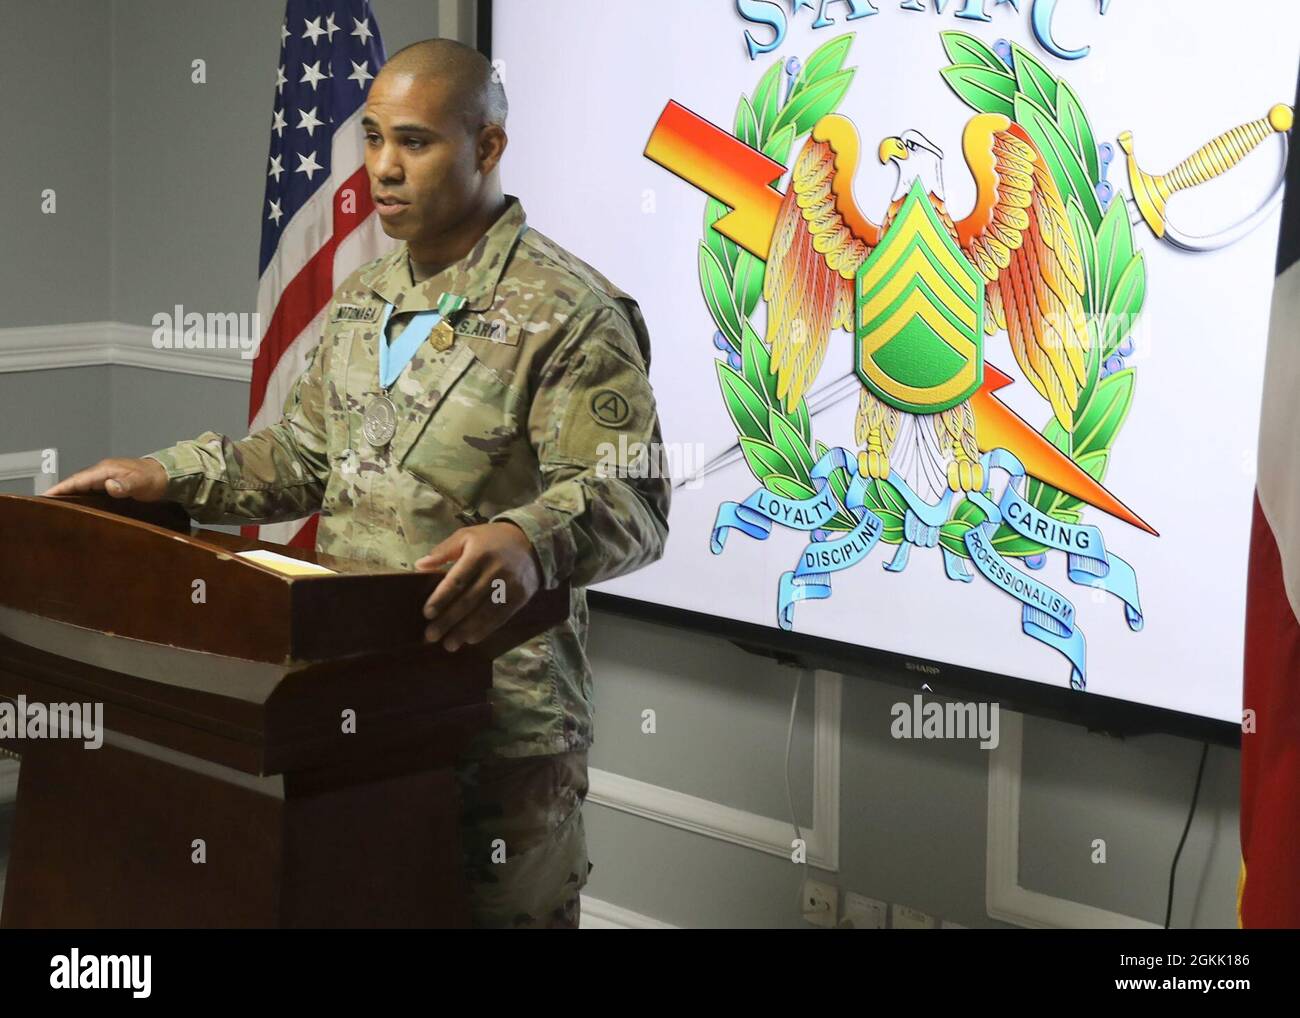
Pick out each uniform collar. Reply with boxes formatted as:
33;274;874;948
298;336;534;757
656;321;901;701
360;195;528;315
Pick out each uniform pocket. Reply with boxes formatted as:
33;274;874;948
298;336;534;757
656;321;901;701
397;350;524;518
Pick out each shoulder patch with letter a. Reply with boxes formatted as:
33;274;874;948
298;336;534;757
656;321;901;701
589;389;631;427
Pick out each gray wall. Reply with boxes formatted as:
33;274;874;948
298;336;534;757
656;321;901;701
582;611;1237;929
0;0;1242;929
0;0;112;326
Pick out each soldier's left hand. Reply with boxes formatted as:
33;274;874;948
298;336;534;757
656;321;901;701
415;522;543;652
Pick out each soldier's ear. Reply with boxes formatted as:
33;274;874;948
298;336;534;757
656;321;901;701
477;124;507;174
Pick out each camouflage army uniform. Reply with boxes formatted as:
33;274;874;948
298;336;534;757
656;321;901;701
144;195;671;927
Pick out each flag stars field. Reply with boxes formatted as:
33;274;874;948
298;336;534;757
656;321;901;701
350;17;373;45
297;106;323;135
294;151;322;181
348;60;374;89
300;60;327;90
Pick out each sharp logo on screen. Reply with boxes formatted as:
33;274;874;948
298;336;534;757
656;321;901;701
643;28;1293;690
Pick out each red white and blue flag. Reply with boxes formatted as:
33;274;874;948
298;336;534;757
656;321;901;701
1240;70;1300;928
249;0;394;546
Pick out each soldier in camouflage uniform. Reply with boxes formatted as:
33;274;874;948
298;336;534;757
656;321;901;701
46;39;671;928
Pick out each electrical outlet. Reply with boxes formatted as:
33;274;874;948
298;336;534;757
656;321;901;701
839;893;887;929
801;878;838;928
891;904;938;929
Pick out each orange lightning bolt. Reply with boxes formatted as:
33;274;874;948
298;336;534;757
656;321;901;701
645;101;786;260
645;100;1157;536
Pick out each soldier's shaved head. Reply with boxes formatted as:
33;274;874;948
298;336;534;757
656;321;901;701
378;38;507;134
363;37;509;272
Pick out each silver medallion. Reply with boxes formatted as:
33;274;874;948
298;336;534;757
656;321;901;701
362;395;398;447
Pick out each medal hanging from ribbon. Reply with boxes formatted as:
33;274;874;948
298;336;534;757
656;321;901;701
362;291;468;447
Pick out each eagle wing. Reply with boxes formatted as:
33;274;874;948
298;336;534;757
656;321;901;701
956;113;1090;429
765;114;882;414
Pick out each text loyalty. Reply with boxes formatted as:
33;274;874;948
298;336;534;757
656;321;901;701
755;489;835;528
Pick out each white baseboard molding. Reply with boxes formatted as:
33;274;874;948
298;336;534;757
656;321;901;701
0;321;254;382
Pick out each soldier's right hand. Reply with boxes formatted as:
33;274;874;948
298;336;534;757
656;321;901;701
45;457;169;501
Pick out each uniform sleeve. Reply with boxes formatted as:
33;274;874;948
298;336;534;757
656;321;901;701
490;298;671;590
142;337;332;525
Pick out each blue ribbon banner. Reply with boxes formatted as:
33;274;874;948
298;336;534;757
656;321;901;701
711;446;1144;690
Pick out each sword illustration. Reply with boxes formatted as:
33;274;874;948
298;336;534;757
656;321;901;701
1118;103;1293;251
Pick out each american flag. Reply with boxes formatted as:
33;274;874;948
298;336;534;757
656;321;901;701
249;0;394;546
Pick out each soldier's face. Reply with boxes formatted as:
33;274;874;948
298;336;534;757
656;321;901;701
362;72;497;245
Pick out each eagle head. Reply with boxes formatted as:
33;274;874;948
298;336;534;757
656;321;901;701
879;129;945;203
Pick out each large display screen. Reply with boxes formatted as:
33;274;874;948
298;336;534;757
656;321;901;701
488;1;1300;730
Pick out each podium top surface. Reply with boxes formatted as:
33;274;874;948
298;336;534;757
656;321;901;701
0;494;568;667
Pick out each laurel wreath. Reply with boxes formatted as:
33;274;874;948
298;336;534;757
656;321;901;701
704;31;1144;556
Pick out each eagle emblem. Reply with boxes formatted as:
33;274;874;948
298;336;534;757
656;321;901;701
766;110;1087;502
643;28;1291;688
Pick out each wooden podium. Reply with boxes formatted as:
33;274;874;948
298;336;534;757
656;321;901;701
0;494;568;928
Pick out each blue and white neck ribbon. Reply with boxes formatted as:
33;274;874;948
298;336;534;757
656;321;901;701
377;291;467;388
